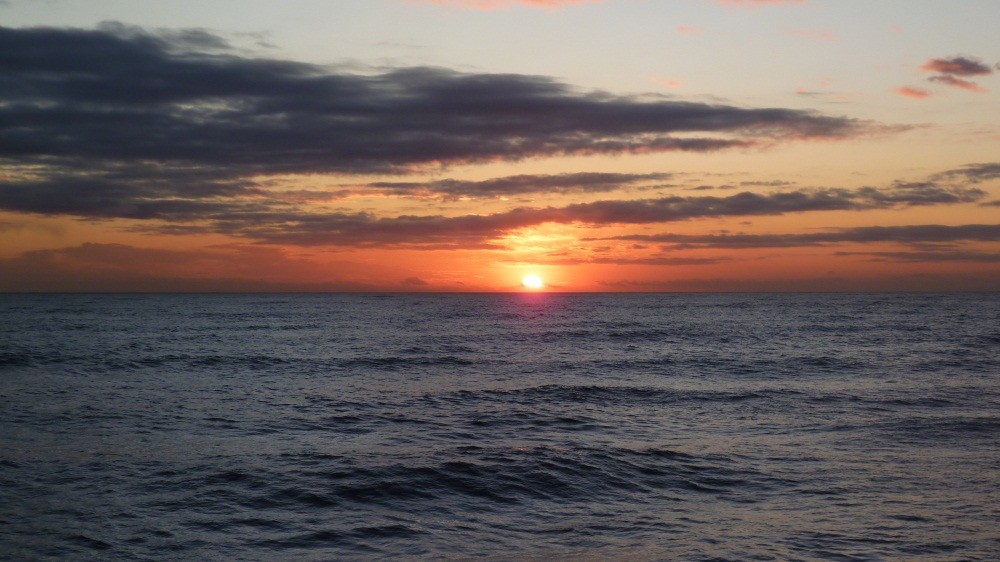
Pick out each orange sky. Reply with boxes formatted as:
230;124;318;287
0;1;998;291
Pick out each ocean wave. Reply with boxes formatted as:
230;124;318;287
429;385;807;408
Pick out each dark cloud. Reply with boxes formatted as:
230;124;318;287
927;74;986;93
602;224;1000;249
0;169;259;219
364;172;672;200
834;250;1000;263
1;144;988;250
739;180;796;187
853;180;984;206
920;56;993;92
0;23;908;248
533;255;724;266
920;56;994;77
402;276;429;286
165;183;986;248
931;162;1000;184
0;24;868;185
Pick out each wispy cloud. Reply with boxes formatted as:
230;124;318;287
834;250;1000;263
127;177;986;249
521;255;726;266
928;74;987;93
2;149;989;250
603;224;1000;249
361;172;673;200
930;162;1000;184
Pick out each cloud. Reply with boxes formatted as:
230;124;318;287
835;250;1000;263
920;56;993;77
402;276;429;285
364;172;672;200
514;255;725;266
893;86;932;99
928;75;987;93
152;180;985;248
0;24;872;201
2;161;987;249
0;22;894;246
677;26;704;35
920;56;993;93
604;224;1000;249
931;162;1000;184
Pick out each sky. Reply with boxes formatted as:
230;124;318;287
1;0;998;291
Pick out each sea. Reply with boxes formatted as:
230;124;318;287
1;293;997;561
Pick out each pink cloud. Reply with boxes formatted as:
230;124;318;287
677;25;704;34
920;56;993;76
893;86;932;100
928;75;988;93
919;56;993;93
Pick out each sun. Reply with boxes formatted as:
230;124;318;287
522;274;544;289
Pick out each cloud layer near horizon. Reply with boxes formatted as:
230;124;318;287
603;223;1000;249
128;173;988;248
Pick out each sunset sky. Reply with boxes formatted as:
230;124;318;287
1;0;998;291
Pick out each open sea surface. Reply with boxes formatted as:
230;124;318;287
1;293;998;560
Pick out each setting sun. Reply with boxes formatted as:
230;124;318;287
522;274;544;289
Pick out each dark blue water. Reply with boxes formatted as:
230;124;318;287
1;293;998;560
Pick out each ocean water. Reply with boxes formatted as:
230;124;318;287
1;293;997;561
